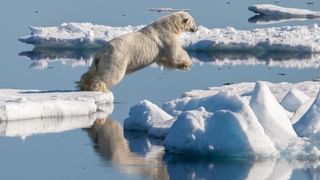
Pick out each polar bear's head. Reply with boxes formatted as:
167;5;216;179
157;11;198;34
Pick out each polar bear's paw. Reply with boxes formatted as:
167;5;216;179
176;61;192;70
90;80;108;92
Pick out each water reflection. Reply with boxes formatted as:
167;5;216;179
19;49;96;69
0;110;112;139
19;49;320;69
85;118;169;180
190;51;320;69
87;119;320;180
248;14;316;24
2;102;320;179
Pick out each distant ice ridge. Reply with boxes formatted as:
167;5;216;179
148;8;190;13
249;4;320;18
0;89;113;121
124;81;320;158
19;22;320;53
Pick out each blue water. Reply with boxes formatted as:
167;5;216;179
0;0;320;179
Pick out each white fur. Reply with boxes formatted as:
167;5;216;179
78;11;197;92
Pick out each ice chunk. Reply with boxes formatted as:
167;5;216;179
281;88;310;112
164;93;277;157
294;91;320;137
126;81;320;158
148;119;176;138
148;8;190;13
249;4;320;18
124;100;173;133
0;89;113;121
291;98;315;124
250;82;298;150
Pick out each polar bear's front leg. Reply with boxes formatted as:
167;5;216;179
166;40;193;70
172;48;193;70
175;49;193;70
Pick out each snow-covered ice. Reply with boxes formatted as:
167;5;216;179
281;88;310;112
19;23;144;49
249;4;320;19
248;4;320;24
0;89;113;121
249;82;297;150
124;81;320;158
294;91;320;138
19;23;320;53
124;100;174;138
163;95;277;157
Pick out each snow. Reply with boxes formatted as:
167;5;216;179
20;23;320;53
0;89;113;121
19;23;144;49
281;88;310;112
249;4;320;18
125;81;320;158
163;96;277;157
249;82;297;150
294;91;320;138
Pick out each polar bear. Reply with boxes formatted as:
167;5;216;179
78;11;197;92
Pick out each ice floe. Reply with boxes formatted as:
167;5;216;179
148;8;190;13
19;22;320;53
124;100;174;138
249;4;320;19
0;89;113;121
248;4;320;24
124;81;320;158
19;23;144;49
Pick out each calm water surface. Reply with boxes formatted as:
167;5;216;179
0;0;320;179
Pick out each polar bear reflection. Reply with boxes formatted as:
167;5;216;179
86;118;168;179
78;11;197;92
